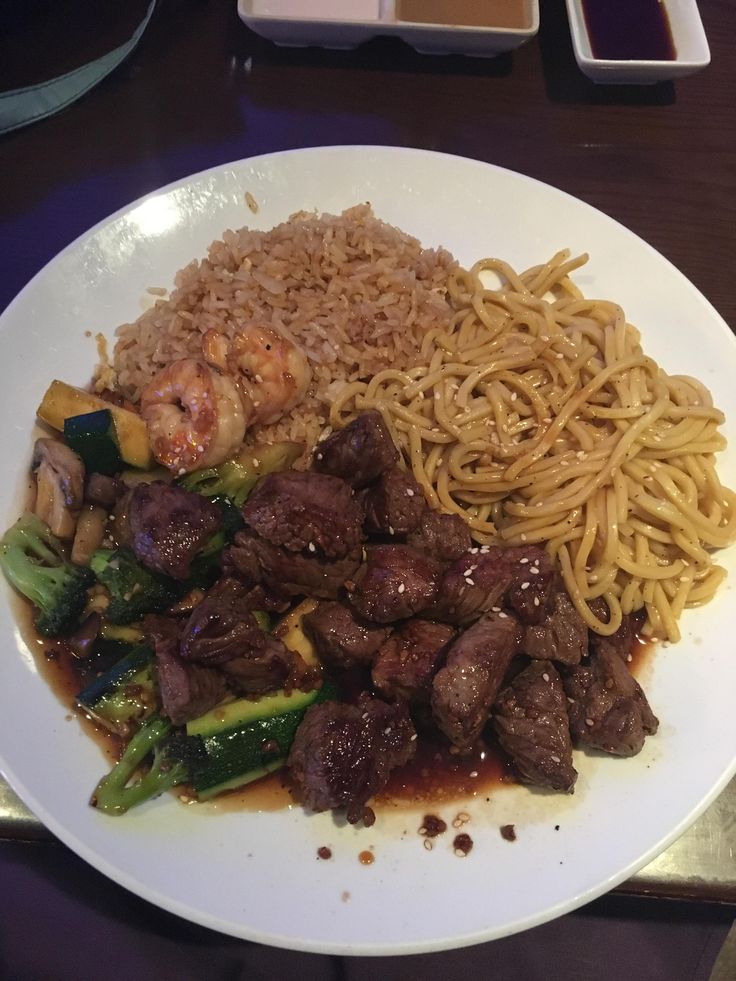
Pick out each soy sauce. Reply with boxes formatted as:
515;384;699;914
582;0;677;61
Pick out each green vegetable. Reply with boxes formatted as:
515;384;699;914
91;717;203;815
0;512;93;636
90;547;179;624
63;409;123;476
186;679;339;799
178;441;303;507
76;645;157;735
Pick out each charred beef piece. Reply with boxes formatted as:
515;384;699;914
348;544;442;623
303;600;391;669
128;481;222;581
407;510;472;563
493;660;577;793
287;694;416;823
85;473;124;508
225;529;361;601
372;619;455;703
431;613;522;749
362;467;426;537
523;592;588;666
179;578;308;695
563;649;659;756
312;410;399;488
111;487;133;548
505;546;556;624
242;471;363;560
588;606;645;662
180;577;273;665
432;544;553;625
144;615;227;726
220;636;304;696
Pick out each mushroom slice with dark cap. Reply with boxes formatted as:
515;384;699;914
32;438;85;540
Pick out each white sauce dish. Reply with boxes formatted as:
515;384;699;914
565;0;710;84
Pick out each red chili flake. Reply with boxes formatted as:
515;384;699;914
500;824;517;842
453;833;473;856
419;814;447;838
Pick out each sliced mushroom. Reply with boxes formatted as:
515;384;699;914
71;505;108;566
32;438;85;540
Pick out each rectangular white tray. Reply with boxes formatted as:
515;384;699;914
238;0;540;57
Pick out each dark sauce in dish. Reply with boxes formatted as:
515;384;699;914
581;0;677;61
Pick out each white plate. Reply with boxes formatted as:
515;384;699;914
1;146;735;955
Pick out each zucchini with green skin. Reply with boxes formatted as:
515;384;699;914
64;409;123;476
76;644;157;735
187;678;339;799
37;380;152;469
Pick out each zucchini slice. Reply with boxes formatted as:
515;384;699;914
187;678;339;799
37;380;152;469
76;644;157;735
64;409;123;476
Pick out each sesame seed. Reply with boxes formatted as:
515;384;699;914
255;373;263;383
520;534;528;541
410;732;418;741
551;755;561;764
533;596;540;606
498;611;508;619
389;526;395;535
491;606;501;613
384;727;392;735
308;542;316;553
520;582;530;590
316;452;323;461
585;718;594;727
465;578;475;586
556;352;564;359
424;839;434;851
542;672;550;682
530;567;539;575
406;489;415;497
469;771;478;778
398;583;406;593
520;557;529;564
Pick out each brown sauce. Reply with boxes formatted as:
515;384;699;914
358;850;375;865
581;0;677;61
396;0;531;30
380;734;513;806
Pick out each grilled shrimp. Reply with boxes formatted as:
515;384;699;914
140;359;250;472
202;323;312;426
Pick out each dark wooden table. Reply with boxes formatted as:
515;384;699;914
1;0;734;906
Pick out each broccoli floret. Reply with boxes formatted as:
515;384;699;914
179;460;258;508
0;512;94;636
178;442;303;509
91;716;205;815
90;547;179;624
